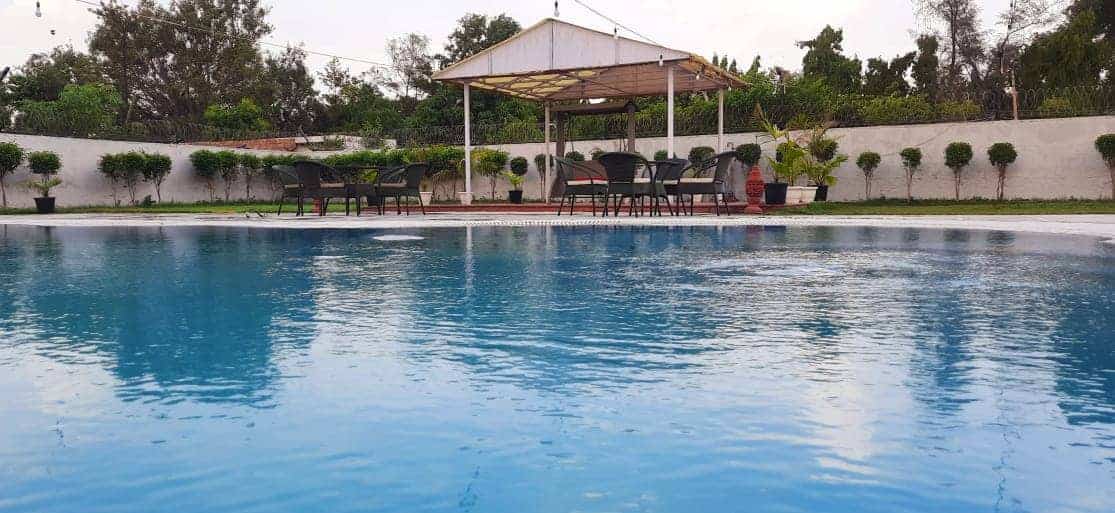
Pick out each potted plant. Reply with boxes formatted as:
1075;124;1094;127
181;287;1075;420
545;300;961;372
856;151;881;200
987;142;1018;201
899;147;922;202
806;128;841;201
1095;134;1115;199
804;153;847;203
0;141;23;209
143;153;172;203
945;142;973;200
735;143;762;172
508;156;529;203
653;149;670;161
26;151;62;214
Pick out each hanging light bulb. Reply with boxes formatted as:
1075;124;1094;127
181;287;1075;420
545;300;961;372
554;1;559;18
36;1;43;18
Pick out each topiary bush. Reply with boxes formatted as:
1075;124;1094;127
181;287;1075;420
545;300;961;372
214;150;240;202
688;146;715;166
0;142;22;208
97;153;123;205
653;149;669;161
189;149;220;201
472;148;509;199
1096;134;1115;199
899;147;922;202
27;151;62;198
944;142;973;200
239;153;262;200
144;153;172;203
509;156;529;177
564;150;584;162
734;143;761;168
589;148;605;160
119;151;148;205
856;151;881;200
987;142;1018;201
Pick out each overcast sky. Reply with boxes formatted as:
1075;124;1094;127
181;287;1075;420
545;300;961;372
2;0;1022;81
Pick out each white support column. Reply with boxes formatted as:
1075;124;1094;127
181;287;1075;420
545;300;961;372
717;88;725;150
461;83;473;205
544;102;552;204
667;65;675;158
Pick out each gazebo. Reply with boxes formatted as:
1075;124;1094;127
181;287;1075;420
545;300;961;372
432;18;746;204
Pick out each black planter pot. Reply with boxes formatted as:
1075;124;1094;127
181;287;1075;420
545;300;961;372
814;185;829;202
764;183;788;205
508;190;524;204
34;197;56;214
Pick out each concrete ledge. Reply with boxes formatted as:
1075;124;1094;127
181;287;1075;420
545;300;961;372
3;213;1115;242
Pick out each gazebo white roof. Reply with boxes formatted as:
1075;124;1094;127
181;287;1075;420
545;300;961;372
432;18;744;101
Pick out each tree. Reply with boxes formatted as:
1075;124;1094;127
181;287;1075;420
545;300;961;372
215;151;240;201
1018;10;1107;90
917;0;986;99
190;149;220;200
1094;134;1115;199
372;33;434;112
16;83;121;137
987;142;1018;200
4;46;103;104
90;0;273;122
912;35;941;100
798;26;863;94
856;151;882;199
945;142;974;200
0;142;23;208
864;52;917;96
900;147;923;202
438;14;521;67
255;46;319;131
204;98;270;133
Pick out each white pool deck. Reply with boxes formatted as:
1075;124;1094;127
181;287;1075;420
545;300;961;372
2;213;1115;242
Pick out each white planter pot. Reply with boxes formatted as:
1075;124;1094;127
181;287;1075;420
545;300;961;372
787;186;818;205
419;191;433;206
457;192;473;206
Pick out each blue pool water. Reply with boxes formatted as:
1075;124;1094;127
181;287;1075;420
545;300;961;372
1;224;1113;512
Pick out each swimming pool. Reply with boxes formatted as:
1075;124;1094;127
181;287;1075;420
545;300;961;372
1;224;1112;512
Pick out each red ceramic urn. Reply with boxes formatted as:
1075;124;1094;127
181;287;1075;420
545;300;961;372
744;165;765;214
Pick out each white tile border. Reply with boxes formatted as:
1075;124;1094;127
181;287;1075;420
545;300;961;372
4;213;1115;241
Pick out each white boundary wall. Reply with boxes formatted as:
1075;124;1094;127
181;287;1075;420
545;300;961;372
2;115;1114;208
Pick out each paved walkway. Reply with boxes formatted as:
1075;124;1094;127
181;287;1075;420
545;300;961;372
3;213;1115;241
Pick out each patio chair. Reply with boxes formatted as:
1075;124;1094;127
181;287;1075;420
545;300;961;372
649;158;688;216
273;165;303;216
293;161;348;216
554;157;608;215
334;165;383;216
676;151;736;215
598;152;654;217
378;162;429;215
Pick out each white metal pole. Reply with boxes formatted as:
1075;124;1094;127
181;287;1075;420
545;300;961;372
544;102;551;204
667;65;675;158
464;83;472;196
717;88;725;150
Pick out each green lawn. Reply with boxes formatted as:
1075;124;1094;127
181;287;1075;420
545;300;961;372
772;199;1115;216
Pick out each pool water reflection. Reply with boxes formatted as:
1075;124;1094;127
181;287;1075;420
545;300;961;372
0;224;1112;512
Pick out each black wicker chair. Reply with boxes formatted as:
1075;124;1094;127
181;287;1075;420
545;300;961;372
273;165;302;216
676;151;736;215
293;161;348;216
378;162;429;215
553;157;608;215
649;158;688;216
598;152;654;217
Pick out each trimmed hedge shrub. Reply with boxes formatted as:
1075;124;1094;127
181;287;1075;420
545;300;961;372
28;151;61;175
856;151;881;199
653;149;669;161
899;147;922;202
734;143;761;168
0;141;23;208
688;146;715;166
1095;134;1115;199
945;142;973;200
509;156;529;176
189;150;220;200
564;150;585;162
987;142;1018;201
144;153;172;203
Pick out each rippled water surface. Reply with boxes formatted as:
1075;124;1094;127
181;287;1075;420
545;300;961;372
1;224;1113;513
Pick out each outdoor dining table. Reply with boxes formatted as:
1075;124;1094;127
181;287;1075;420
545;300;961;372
333;165;386;216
